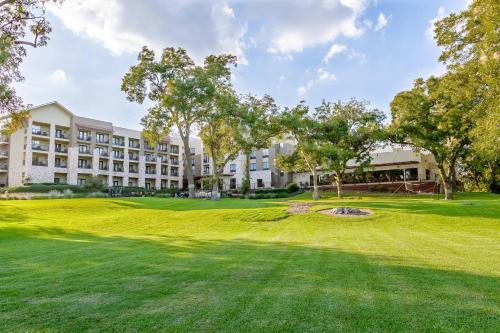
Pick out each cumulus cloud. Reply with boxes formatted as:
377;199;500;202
317;68;336;81
48;0;248;64
297;80;314;98
50;69;67;82
426;6;445;40
257;0;368;55
374;12;390;31
323;44;348;63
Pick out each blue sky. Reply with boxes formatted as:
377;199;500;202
15;0;469;130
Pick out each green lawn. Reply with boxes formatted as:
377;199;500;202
1;193;499;332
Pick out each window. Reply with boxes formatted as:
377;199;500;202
203;166;210;174
190;147;195;155
55;129;63;138
250;163;257;171
31;125;41;134
262;161;269;170
229;163;236;172
96;133;107;143
280;170;285;177
250;150;256;159
426;169;430;180
257;179;264;188
55;158;61;167
113;180;119;187
145;182;151;190
230;178;236;189
79;145;89;154
78;130;89;140
78;178;86;185
262;148;269;157
54;177;60;184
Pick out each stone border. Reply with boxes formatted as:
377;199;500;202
318;208;373;217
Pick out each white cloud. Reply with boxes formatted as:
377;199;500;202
48;0;248;64
297;80;314;97
251;0;368;55
374;12;390;31
317;68;336;81
50;69;67;82
426;6;445;40
323;44;348;63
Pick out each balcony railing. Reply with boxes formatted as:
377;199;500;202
170;172;179;177
128;142;140;149
79;149;92;155
170;148;179;154
113;167;124;172
0;164;7;170
96;139;110;144
77;135;91;141
99;151;109;157
32;145;49;151
129;169;138;173
0;151;8;156
144;145;155;151
32;129;49;136
55;164;68;168
99;166;109;171
145;156;157;162
113;141;125;147
170;160;179;165
128;156;139;161
32;161;48;166
78;164;92;169
0;135;8;143
145;170;156;175
55;133;68;139
55;148;68;153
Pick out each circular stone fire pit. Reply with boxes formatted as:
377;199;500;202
319;207;373;217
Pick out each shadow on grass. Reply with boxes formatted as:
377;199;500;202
1;226;498;332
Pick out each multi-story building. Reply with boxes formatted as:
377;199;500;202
0;102;187;189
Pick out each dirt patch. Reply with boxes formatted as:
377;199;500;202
287;202;314;214
318;207;373;217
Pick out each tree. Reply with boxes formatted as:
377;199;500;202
434;0;499;193
390;72;478;200
275;102;323;200
0;0;62;123
232;94;280;197
121;47;211;198
198;55;239;200
314;99;385;199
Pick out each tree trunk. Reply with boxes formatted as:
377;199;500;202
489;163;499;193
451;165;458;192
212;172;220;200
244;152;251;198
335;172;343;199
311;169;319;200
438;166;453;200
181;135;195;198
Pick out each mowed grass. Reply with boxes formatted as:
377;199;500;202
0;193;499;332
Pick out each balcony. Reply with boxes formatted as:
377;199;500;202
145;156;157;162
96;139;110;144
77;135;91;141
55;163;68;168
203;158;210;164
32;160;48;167
55;148;68;154
79;149;92;155
0;151;8;158
170;172;179;177
55;132;68;140
113;140;125;147
0;135;8;143
144;145;155;151
129;169;138;174
170;147;179;154
128;142;140;149
78;164;92;169
145;170;156;175
99;151;109;157
0;164;7;171
129;156;139;161
113;167;124;172
113;154;124;160
32;144;49;152
99;166;109;171
170;160;179;166
32;129;49;136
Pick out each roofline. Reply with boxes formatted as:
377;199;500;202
28;101;75;117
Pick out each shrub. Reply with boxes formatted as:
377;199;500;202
286;182;300;193
87;192;108;198
83;176;107;192
8;184;87;193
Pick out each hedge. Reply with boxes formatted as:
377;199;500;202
4;184;88;194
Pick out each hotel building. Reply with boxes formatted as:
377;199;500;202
0;102;187;189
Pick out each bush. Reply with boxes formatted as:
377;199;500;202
87;192;108;198
7;184;87;193
83;176;107;192
255;188;288;195
286;182;300;193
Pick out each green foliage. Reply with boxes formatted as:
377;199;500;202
285;182;300;193
6;184;86;194
82;176;107;193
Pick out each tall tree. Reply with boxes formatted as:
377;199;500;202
0;0;62;124
390;72;477;200
275;102;323;200
198;55;239;200
434;0;499;192
314;99;385;199
232;94;280;197
122;47;211;197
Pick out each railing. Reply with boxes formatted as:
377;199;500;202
0;164;7;170
128;142;140;149
78;164;92;169
0;135;9;143
79;149;92;155
77;136;91;141
113;167;124;172
145;170;156;175
128;156;139;161
32;145;49;151
113;154;124;159
170;148;179;154
55;164;68;168
32;129;49;136
170;160;179;165
144;145;155;151
99;166;109;170
145;156;157;162
0;151;8;156
170;172;179;177
96;139;109;144
55;148;68;153
99;151;109;157
113;141;125;146
32;161;48;166
129;169;138;173
55;133;67;139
